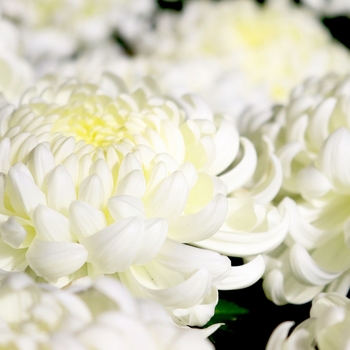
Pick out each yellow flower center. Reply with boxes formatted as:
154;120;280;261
51;104;127;148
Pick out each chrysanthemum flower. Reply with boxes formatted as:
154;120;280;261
0;272;215;349
136;0;350;117
267;292;350;350
0;73;285;325
0;0;155;62
245;74;350;305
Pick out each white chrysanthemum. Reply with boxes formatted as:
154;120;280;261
245;74;350;305
0;272;215;350
267;292;350;350
137;0;350;117
0;0;155;62
0;73;286;325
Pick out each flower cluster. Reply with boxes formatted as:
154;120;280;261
242;74;350;305
0;272;214;349
267;292;350;350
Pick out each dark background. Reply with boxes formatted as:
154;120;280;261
152;1;349;348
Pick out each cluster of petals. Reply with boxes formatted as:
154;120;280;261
0;0;155;62
131;0;350;117
0;272;214;349
0;72;289;325
267;292;350;350
244;74;350;305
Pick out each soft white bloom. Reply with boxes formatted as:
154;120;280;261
302;0;350;16
0;0;155;62
266;292;350;350
136;0;350;117
0;272;215;350
0;73;286;325
245;74;350;305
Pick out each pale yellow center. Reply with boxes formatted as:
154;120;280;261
51;105;127;148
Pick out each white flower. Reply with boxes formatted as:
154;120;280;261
0;0;155;62
0;73;282;325
266;292;350;350
247;74;350;305
0;272;215;350
137;0;350;117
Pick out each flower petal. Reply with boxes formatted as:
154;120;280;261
26;239;88;282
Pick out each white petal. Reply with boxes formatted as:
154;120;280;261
137;267;212;309
116;152;142;185
47;165;76;215
27;144;55;190
156;239;231;286
26;239;88;282
108;195;146;222
218;255;265;290
90;159;113;200
114;170;146;198
78;174;104;209
81;216;144;273
7;166;46;219
133;218;168;265
145;171;188;223
317;128;350;193
290;244;341;286
209;117;240;175
69;201;107;240
220;137;257;193
0;138;10;173
266;321;295;350
297;165;331;200
160;120;185;164
0;217;27;248
33;205;73;242
168;194;228;242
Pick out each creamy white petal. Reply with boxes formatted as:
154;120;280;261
266;321;295;350
168;194;227;243
81;217;144;273
218;255;265;290
26;239;88;282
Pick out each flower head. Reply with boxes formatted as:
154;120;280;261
267;292;350;350
136;0;350;116
0;72;284;325
0;272;215;349
247;74;350;305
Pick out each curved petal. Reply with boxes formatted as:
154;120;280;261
168;194;228;243
108;195;146;222
317;128;350;193
290;244;342;286
266;321;295;350
81;216;144;273
26;239;88;282
220;137;257;194
217;255;265;290
78;174;104;209
145;171;188;223
33;205;72;242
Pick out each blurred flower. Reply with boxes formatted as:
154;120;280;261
0;0;155;62
0;72;283;325
266;292;350;350
137;0;350;117
0;272;215;349
245;74;350;305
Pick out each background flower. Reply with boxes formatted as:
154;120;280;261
243;74;350;305
267;292;350;350
0;272;215;349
